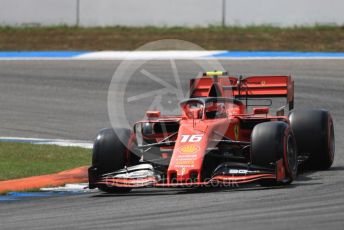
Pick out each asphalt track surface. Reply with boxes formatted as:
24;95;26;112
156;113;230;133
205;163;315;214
0;60;343;229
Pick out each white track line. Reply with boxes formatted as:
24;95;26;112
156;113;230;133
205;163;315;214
0;137;93;149
40;183;95;192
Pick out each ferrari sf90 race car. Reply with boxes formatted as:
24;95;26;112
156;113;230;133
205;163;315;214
89;71;335;193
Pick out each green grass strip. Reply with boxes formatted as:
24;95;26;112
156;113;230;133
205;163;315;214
0;142;91;181
1;25;344;51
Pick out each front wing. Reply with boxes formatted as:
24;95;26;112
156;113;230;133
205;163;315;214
89;160;286;189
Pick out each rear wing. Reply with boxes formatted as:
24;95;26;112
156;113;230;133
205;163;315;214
229;75;294;110
190;73;294;110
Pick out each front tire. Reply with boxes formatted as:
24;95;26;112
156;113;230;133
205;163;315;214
91;128;133;193
251;121;298;186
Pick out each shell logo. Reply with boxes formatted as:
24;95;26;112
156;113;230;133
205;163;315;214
179;144;200;154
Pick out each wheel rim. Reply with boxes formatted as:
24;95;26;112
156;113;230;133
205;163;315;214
286;134;297;178
328;120;335;162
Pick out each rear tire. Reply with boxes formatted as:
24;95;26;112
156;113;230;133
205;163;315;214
289;110;335;170
251;121;298;186
92;128;133;193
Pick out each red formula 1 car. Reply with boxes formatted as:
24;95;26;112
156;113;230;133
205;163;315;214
89;71;335;193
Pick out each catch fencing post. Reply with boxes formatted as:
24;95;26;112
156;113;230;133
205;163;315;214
222;0;226;27
76;0;80;27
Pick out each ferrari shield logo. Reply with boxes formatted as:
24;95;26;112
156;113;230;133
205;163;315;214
234;125;239;140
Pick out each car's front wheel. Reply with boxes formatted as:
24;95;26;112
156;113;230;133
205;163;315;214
251;121;298;186
91;128;133;193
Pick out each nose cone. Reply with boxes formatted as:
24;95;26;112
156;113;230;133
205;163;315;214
167;125;208;183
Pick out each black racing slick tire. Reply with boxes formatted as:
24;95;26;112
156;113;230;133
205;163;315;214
251;121;298;186
289;109;335;170
92;128;132;193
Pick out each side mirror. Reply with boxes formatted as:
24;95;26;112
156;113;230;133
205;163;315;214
146;111;161;119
